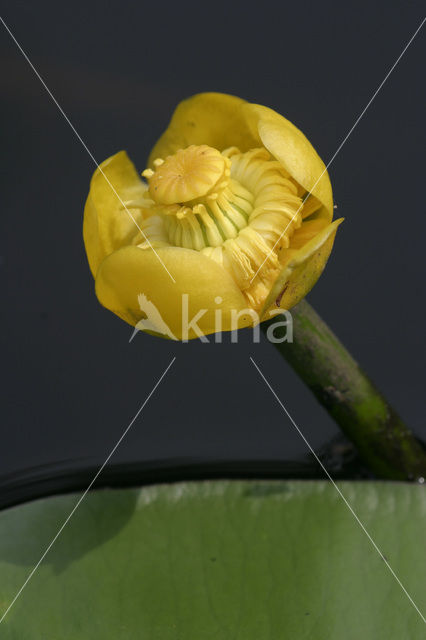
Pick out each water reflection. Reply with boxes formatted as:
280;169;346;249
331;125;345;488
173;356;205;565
0;435;370;511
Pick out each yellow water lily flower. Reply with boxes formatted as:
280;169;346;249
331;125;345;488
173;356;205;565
83;92;342;339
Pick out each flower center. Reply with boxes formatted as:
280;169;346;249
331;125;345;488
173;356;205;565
133;145;304;310
144;144;229;205
142;144;247;251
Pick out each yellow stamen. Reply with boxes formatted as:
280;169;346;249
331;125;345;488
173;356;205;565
141;168;154;179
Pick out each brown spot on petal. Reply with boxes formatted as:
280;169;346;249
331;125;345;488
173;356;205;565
276;283;289;307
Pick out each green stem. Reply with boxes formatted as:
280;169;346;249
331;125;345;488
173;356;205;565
262;300;426;481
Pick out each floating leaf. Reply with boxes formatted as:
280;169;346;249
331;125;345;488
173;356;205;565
0;481;425;638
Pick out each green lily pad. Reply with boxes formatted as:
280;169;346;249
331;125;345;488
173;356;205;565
0;481;425;638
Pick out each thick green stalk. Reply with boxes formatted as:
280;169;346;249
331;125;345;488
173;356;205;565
262;300;426;480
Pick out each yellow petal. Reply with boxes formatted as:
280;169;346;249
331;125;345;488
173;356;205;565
243;103;333;221
148;93;258;167
83;151;148;277
300;195;322;219
288;218;332;250
261;218;343;317
95;246;253;340
148;93;333;223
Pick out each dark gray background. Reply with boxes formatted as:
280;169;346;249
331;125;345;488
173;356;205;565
1;1;425;484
